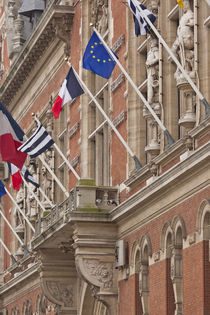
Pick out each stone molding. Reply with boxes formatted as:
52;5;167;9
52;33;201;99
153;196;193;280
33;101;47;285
0;2;74;105
38;249;78;314
73;221;118;315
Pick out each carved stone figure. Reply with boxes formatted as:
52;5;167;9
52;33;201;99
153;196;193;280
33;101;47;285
46;281;74;307
170;0;195;82
15;186;24;227
26;161;38;219
42;149;54;205
146;37;159;105
91;0;108;34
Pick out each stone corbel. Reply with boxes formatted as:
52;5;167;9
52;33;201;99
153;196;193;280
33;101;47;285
53;14;72;58
73;222;118;315
37;249;78;315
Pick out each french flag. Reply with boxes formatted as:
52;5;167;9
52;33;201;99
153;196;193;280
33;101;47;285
8;163;23;191
51;67;84;119
0;103;27;169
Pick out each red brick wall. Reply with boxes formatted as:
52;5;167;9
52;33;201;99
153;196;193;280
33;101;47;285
204;240;210;315
166;258;175;315
149;260;167;315
118;274;142;315
183;242;204;314
6;287;41;314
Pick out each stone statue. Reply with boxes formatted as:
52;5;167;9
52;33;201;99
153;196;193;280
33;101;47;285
42;149;53;204
98;4;108;34
91;0;108;33
146;37;159;105
170;0;195;81
15;186;24;226
26;161;38;218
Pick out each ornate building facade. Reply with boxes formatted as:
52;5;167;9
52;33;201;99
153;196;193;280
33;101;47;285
0;0;209;314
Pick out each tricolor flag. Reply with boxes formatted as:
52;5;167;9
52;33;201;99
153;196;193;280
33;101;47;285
51;67;84;119
128;0;156;36
21;166;39;188
177;0;184;8
0;103;27;169
8;163;23;191
8;163;39;191
0;180;6;198
18;122;54;158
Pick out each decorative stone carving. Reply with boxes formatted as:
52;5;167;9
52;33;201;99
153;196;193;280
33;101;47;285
143;37;161;160
36;294;48;315
46;281;74;307
178;87;196;132
112;34;125;53
111;73;125;93
148;0;160;18
146;37;159;105
139;263;149;315
26;160;38;220
90;0;108;34
171;246;183;315
73;220;118;315
84;260;113;289
170;0;195;84
41;149;54;207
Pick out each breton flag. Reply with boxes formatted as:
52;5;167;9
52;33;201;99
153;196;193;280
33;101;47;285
0;180;6;198
17;122;54;158
0;103;27;169
83;31;117;79
21;165;39;188
52;67;84;119
128;0;156;36
177;0;184;8
8;163;23;191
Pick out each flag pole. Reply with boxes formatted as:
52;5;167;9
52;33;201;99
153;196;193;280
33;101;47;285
132;0;210;118
4;187;35;233
29;114;69;198
53;142;80;180
20;175;47;213
0;238;17;264
0;205;29;255
66;61;143;171
38;154;69;198
92;27;175;147
33;116;80;180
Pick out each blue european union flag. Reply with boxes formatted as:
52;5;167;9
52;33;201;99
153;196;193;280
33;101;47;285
83;32;117;79
0;180;6;198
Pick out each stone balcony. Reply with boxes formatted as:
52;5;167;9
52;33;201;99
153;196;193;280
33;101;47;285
33;181;119;244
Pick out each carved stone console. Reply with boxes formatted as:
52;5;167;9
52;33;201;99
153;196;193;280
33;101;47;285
37;249;78;315
73;221;118;315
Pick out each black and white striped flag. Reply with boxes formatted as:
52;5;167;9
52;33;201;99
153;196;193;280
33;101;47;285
18;122;54;158
21;166;39;188
128;0;156;36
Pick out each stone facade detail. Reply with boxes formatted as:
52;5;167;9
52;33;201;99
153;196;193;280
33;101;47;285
113;110;127;128
46;281;74;307
84;260;113;289
90;0;108;34
69;122;79;139
112;34;125;53
111;73;125;93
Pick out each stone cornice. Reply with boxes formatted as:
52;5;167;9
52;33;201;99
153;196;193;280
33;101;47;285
111;141;210;223
0;2;74;105
0;263;39;296
125;117;210;188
